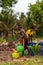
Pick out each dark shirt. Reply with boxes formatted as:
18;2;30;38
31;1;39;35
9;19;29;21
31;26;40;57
20;28;26;38
20;28;28;49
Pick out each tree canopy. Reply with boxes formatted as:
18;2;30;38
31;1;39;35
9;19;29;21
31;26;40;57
0;0;17;8
27;0;43;36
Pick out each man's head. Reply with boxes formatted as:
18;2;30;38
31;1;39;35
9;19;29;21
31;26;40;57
17;23;22;30
30;26;35;31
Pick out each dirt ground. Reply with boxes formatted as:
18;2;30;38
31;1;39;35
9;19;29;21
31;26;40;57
0;39;43;62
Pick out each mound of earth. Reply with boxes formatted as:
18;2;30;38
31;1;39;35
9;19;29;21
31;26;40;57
0;41;16;61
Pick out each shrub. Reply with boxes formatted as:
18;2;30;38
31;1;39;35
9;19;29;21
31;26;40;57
0;37;6;43
28;44;41;55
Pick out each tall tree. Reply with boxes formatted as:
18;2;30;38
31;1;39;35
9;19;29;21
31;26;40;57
27;0;43;36
19;12;26;30
0;0;17;7
0;0;18;38
0;9;17;38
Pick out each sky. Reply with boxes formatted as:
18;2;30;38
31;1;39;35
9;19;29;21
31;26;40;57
12;0;36;14
0;0;36;14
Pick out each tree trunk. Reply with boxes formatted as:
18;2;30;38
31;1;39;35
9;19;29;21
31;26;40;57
0;31;2;37
12;29;14;38
3;30;8;40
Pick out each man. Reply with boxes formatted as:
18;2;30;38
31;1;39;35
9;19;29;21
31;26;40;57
18;23;28;50
26;26;35;42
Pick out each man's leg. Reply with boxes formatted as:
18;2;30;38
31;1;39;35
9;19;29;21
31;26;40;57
28;35;30;42
30;35;33;42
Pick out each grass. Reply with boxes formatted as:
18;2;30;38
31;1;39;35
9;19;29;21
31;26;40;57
0;56;43;65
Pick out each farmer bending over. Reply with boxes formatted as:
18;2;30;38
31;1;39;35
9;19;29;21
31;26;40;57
18;23;28;50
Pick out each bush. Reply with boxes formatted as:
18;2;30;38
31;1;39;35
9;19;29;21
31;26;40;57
7;37;17;41
28;44;41;55
0;37;6;43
